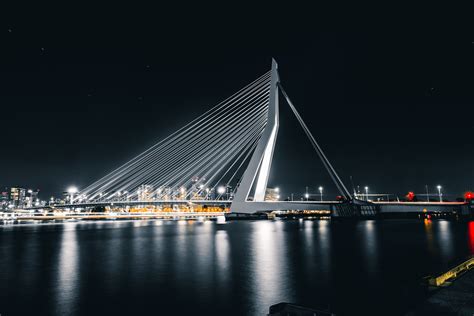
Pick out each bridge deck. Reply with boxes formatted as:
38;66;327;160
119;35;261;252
3;211;226;221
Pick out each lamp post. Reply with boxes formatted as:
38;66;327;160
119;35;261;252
365;186;369;201
318;186;323;202
305;186;309;201
437;185;442;202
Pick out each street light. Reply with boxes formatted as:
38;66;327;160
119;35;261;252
67;186;78;204
437;185;443;202
217;186;226;196
304;193;309;201
318;186;323;201
365;186;369;201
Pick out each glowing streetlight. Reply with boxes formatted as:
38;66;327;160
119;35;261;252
217;186;226;195
304;193;309;201
437;185;443;202
319;186;323;201
365;186;369;201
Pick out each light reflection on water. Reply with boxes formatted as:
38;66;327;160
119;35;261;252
0;219;473;316
316;220;331;284
424;219;436;254
215;230;230;285
248;221;292;314
469;221;474;254
56;223;79;315
437;220;454;262
360;220;378;276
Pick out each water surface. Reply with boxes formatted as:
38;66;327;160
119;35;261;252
1;219;473;315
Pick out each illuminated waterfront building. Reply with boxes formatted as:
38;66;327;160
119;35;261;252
265;187;280;201
9;187;26;207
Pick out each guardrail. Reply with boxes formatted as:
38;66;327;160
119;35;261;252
428;257;474;287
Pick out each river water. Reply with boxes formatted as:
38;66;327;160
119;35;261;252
1;219;473;315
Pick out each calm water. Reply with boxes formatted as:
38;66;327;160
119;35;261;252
1;219;473;315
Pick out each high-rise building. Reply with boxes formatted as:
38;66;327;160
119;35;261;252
25;189;40;207
9;187;26;207
0;189;9;209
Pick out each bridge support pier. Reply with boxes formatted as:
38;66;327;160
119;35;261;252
332;200;379;217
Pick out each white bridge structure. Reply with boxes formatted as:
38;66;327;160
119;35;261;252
61;59;373;215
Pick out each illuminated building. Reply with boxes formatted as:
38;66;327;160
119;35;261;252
9;187;26;207
265;187;280;201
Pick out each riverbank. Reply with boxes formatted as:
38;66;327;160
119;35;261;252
408;258;474;315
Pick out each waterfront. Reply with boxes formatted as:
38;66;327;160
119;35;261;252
1;219;473;315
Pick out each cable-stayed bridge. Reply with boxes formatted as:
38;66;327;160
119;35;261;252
59;59;378;217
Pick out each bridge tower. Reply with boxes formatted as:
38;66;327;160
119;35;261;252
230;59;280;213
231;59;363;215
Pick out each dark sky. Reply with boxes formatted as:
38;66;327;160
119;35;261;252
1;6;473;200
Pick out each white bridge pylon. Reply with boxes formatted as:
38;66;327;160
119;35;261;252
230;59;350;213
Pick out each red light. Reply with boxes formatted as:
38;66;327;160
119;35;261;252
464;191;474;201
469;222;474;254
406;191;415;201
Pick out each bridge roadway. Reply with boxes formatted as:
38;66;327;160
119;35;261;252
2;211;227;221
18;200;471;217
51;199;342;212
373;201;471;215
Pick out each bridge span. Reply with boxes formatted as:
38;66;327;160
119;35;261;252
55;199;340;210
54;59;472;218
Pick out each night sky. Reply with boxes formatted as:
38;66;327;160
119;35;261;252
1;8;473;200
